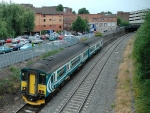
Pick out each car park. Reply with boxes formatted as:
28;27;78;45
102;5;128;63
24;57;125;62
0;45;13;54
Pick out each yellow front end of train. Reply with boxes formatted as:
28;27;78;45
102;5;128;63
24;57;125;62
21;70;47;105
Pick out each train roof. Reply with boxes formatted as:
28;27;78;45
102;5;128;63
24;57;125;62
25;36;103;74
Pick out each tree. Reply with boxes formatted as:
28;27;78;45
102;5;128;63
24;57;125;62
117;17;122;26
72;16;86;32
72;11;76;14
0;1;35;38
56;4;63;12
117;17;130;26
24;8;35;35
78;8;90;14
83;17;90;32
99;11;112;14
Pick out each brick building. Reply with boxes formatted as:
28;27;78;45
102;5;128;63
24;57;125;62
22;4;117;34
63;13;117;33
21;4;64;34
117;11;129;22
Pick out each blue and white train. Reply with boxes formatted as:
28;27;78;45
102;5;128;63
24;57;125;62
20;36;103;105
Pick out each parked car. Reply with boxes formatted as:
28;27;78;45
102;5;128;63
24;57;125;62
31;38;43;44
0;45;13;54
12;38;20;44
58;35;65;40
49;35;57;41
40;35;47;40
6;38;12;43
11;43;24;51
0;40;6;45
19;39;29;45
20;43;33;50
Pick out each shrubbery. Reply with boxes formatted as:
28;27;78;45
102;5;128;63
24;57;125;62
94;32;103;37
133;10;150;113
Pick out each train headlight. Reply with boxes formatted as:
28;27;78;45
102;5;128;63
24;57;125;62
39;90;44;94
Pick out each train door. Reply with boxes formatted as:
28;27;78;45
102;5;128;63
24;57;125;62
51;73;55;89
28;70;38;95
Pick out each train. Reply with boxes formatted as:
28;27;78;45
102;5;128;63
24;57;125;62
20;36;103;105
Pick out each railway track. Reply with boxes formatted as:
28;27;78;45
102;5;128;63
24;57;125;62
15;33;131;113
15;104;44;113
54;33;133;113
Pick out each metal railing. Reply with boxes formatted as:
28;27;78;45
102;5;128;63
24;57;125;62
0;28;124;69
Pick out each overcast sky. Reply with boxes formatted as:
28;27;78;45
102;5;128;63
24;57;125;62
3;0;150;14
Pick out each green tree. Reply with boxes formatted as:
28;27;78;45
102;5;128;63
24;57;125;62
0;20;8;39
56;4;63;12
117;17;122;26
72;16;86;32
78;8;90;14
72;11;76;14
0;1;35;37
100;11;112;14
121;21;130;26
83;17;90;32
24;8;35;35
133;10;150;113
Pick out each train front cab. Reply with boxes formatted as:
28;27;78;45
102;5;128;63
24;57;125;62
21;69;46;105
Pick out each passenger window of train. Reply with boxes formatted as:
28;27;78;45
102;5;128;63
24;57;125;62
66;64;69;71
96;43;100;48
39;74;46;85
22;71;28;81
83;51;87;58
71;57;80;67
57;67;65;78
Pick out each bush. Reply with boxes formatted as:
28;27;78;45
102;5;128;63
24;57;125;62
94;32;103;37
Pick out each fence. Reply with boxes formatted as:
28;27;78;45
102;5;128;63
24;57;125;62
0;28;124;69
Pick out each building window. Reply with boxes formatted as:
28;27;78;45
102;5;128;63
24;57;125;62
43;19;46;22
53;18;56;21
49;19;52;21
59;26;61;28
67;18;70;21
93;18;97;21
104;23;107;26
50;25;52;27
43;14;46;17
108;23;111;26
44;25;46;27
59;19;62;21
99;23;103;26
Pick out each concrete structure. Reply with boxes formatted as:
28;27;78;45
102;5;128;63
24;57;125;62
129;9;148;25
